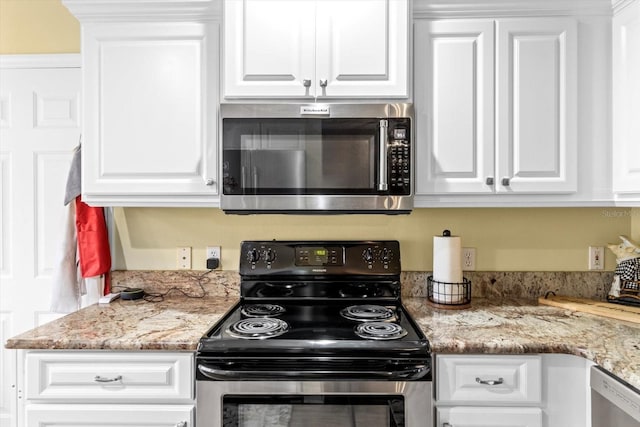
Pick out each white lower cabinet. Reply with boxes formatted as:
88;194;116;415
26;404;193;427
437;407;542;427
24;351;194;427
435;354;591;427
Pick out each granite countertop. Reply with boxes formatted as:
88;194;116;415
4;295;237;351
404;297;640;389
5;295;639;389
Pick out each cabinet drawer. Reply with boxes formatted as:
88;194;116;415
437;406;542;427
436;355;541;404
26;404;194;427
26;351;193;402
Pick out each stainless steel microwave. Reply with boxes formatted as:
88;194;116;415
220;104;413;214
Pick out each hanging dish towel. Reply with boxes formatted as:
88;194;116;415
50;144;111;313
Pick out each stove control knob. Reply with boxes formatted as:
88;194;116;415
363;247;375;263
247;248;260;263
264;248;276;263
380;247;391;262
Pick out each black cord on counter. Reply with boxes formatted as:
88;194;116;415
111;269;214;303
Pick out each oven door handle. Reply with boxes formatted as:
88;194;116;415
197;363;429;380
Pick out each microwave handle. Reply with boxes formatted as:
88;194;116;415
378;119;389;191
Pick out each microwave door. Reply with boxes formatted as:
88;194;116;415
250;150;306;191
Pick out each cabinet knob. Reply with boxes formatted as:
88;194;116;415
485;177;494;185
205;178;215;186
175;422;187;427
475;376;504;386
443;423;452;427
303;79;311;88
319;79;328;88
501;177;510;186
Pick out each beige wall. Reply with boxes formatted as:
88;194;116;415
5;1;635;272
0;0;79;54
113;207;631;271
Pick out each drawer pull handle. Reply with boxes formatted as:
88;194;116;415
475;377;504;386
94;375;122;383
176;422;187;427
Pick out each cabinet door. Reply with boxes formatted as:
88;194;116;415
26;404;193;427
496;18;577;193
414;20;495;194
612;0;640;195
82;22;219;206
223;0;316;98
315;0;408;98
437;407;542;427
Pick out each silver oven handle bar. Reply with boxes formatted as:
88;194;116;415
198;363;429;381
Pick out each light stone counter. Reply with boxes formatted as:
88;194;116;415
404;297;640;389
4;295;236;351
4;270;638;389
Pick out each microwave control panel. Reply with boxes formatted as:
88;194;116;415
388;119;411;194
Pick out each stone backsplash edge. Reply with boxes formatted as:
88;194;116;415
111;270;615;301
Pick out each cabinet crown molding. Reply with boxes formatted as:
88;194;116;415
62;0;221;22
412;0;613;18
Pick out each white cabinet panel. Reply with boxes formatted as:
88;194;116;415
613;0;640;196
26;404;194;427
415;17;578;198
81;22;219;206
315;0;408;97
26;352;193;402
436;355;542;404
415;19;494;194
224;0;316;98
496;18;577;193
437;407;543;427
224;0;408;98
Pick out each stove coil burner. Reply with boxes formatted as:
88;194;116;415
354;321;407;340
226;318;289;340
340;304;395;322
241;304;286;318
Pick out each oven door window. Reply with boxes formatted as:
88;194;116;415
222;118;381;195
223;395;404;427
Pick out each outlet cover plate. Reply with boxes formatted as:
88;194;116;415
177;247;191;270
462;247;476;271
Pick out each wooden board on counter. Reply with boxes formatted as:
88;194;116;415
538;295;640;324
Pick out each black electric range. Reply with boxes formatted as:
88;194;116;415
196;240;431;381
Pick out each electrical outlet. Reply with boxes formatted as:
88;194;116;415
462;247;476;271
177;247;191;269
206;246;221;269
589;246;604;270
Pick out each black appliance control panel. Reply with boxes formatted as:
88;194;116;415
388;119;411;194
239;240;401;276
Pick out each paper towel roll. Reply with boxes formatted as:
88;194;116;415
433;234;462;283
433;232;463;303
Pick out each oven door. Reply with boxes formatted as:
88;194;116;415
196;380;432;427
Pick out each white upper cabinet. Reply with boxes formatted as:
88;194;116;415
223;0;409;99
414;20;495;194
63;0;220;207
415;17;577;196
495;19;577;194
612;0;640;201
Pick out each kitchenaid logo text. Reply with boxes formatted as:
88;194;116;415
312;268;327;273
301;105;330;115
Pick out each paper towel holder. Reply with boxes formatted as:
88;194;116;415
427;276;471;309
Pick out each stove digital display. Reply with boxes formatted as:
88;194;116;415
295;246;343;266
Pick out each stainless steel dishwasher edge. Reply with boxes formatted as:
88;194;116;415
591;365;640;427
